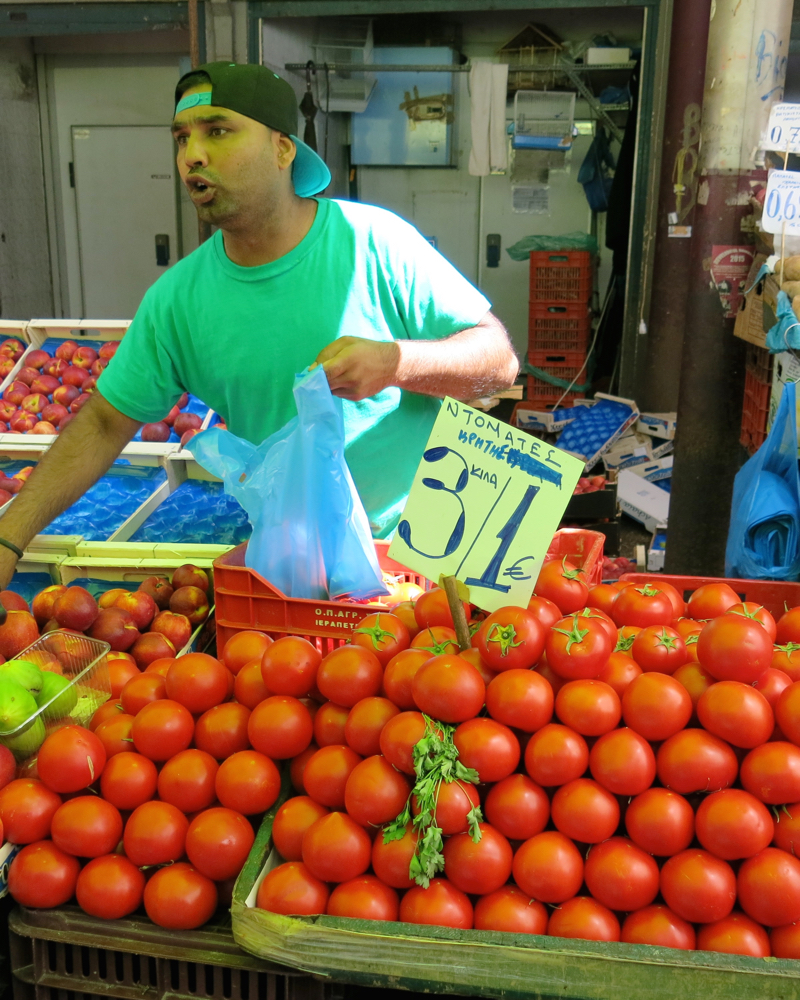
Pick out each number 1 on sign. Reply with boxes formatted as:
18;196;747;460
464;484;539;593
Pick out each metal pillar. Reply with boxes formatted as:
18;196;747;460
639;0;712;412
666;0;792;577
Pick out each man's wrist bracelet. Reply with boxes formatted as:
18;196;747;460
0;537;24;559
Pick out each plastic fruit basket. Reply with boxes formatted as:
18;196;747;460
0;631;110;764
545;527;605;587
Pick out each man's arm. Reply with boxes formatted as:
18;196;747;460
0;392;141;587
313;312;519;402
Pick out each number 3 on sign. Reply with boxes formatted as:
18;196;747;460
389;399;585;613
763;170;800;236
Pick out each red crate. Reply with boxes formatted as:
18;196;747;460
745;342;773;383
744;368;771;411
528;303;592;355
529;250;593;304
528;348;588;369
527;364;586;405
620;572;800;620
545;528;605;587
740;373;770;455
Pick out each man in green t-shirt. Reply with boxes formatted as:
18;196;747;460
0;62;518;582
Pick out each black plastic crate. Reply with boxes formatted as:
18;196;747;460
10;906;326;1000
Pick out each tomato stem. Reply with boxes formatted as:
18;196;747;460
352;614;395;650
485;621;522;657
551;620;590;654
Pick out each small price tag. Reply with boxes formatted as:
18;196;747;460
764;104;800;154
388;398;584;614
762;170;800;235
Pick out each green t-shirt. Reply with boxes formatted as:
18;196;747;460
98;198;491;537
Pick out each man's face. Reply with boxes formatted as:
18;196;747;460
171;83;296;227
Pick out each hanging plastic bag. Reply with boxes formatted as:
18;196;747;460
189;366;388;601
577;127;616;213
725;381;800;580
766;290;800;353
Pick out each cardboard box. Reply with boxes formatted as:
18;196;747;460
647;529;667;572
734;254;769;348
512;403;577;434
651;437;674;460
636;412;677;440
586;47;631;64
601;433;653;472
617;470;670;532
768;350;800;447
628;455;674;483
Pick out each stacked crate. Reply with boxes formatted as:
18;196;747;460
740;342;773;454
527;251;594;410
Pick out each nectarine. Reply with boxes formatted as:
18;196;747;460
138;577;173;610
150;610;192;652
170;586;209;626
172;565;209;593
130;632;175;670
32;585;68;625
89;608;140;652
113;591;156;630
53;586;99;632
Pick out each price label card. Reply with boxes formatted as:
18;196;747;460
764;104;800;153
388;398;584;613
762;170;800;235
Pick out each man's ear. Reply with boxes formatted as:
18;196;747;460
274;131;297;172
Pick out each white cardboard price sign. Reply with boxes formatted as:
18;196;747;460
388;398;584;614
762;170;800;235
764;104;800;154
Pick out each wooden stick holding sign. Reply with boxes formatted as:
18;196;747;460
441;575;472;651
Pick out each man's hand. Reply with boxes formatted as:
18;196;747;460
313;337;400;401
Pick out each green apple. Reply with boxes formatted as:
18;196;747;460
36;672;78;717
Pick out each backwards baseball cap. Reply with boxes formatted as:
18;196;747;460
174;61;331;198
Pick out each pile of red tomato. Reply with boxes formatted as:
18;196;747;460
255;567;800;961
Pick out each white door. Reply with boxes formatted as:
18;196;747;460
72;125;180;318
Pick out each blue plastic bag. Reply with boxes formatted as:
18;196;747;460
188;367;388;601
725;381;800;580
766;290;800;353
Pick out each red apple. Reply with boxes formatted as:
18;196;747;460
174;412;202;437
172;565;209;593
162;405;180;427
32;584;68;625
4;381;30;406
25;350;50;371
62;366;88;388
149;610;192;651
131;632;175;670
177;392;189;409
169;586;209;625
138;577;173;610
99;342;119;360
0;359;15;379
11;412;37;433
53;384;79;407
31;375;60;396
88;608;140;652
0;490;11;505
0;401;16;422
0;339;24;361
15;367;38;387
180;429;199;448
55;340;79;361
98;588;129;610
0;476;22;495
0;590;29;613
141;422;170;443
113;590;157;630
72;346;98;369
42;403;68;426
21;394;47;415
90;358;109;377
32;421;56;435
0;611;39;659
42;358;68;380
82;377;98;394
53;585;99;632
71;393;91;413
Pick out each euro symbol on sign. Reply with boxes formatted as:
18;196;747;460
502;556;536;581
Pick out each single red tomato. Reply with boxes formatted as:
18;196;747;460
554;679;621;737
551;778;619;844
475;607;546;672
484;774;549;841
233;658;271;709
289;743;318;794
686;582;740;620
317;646;382;708
186;807;254;881
772;802;800;855
145;657;176;678
573;607;617;646
672;661;715;707
215;750;280;815
372;824;418;889
695;789;773;860
302;811;371;882
653;581;686;620
453;718;519;783
770;921;800;958
776;681;800;745
524;723;589;787
755;666;793;708
165;653;229;714
221;630;272;675
51;796;123;858
120;673;166;715
143;863;217;929
379;711;427;775
625;788;695;857
597;651;642;697
442;823;513;895
313;702;349;747
257;860;329;915
108;658;140;699
777;607;800;644
194;702;251;760
738;848;800;927
534;558;588;615
611;585;673;628
697;681;773;749
272;796;329;861
545;616;613;681
412;654;485;723
382;649;431;710
547;897;620;942
741;741;800;805
621;905;695;950
657;729;739;794
123;800;189;867
535;660;566;695
585;837;659;912
260;636;321;697
399;878;473;929
631;626;687;674
94;714;135;758
157;749;219;814
8;840;80;908
474;885;548;935
697;912;770;958
413;588;469;630
697;616;772;684
248;696;313;759
327;875;399;921
660;849;736;923
303;745;362;809
622;673;692;742
527;595;562;630
344;697;400;757
76;854;145;919
131;699;194;762
586;583;619;616
37;726;106;793
0;779;61;844
344;755;411;827
725;602;777;641
615;625;641;655
410;626;460;656
99;752;157;811
413;779;480;836
485;669;553;733
512;831;584;903
589;727;655;796
350;613;409;667
89;699;124;731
